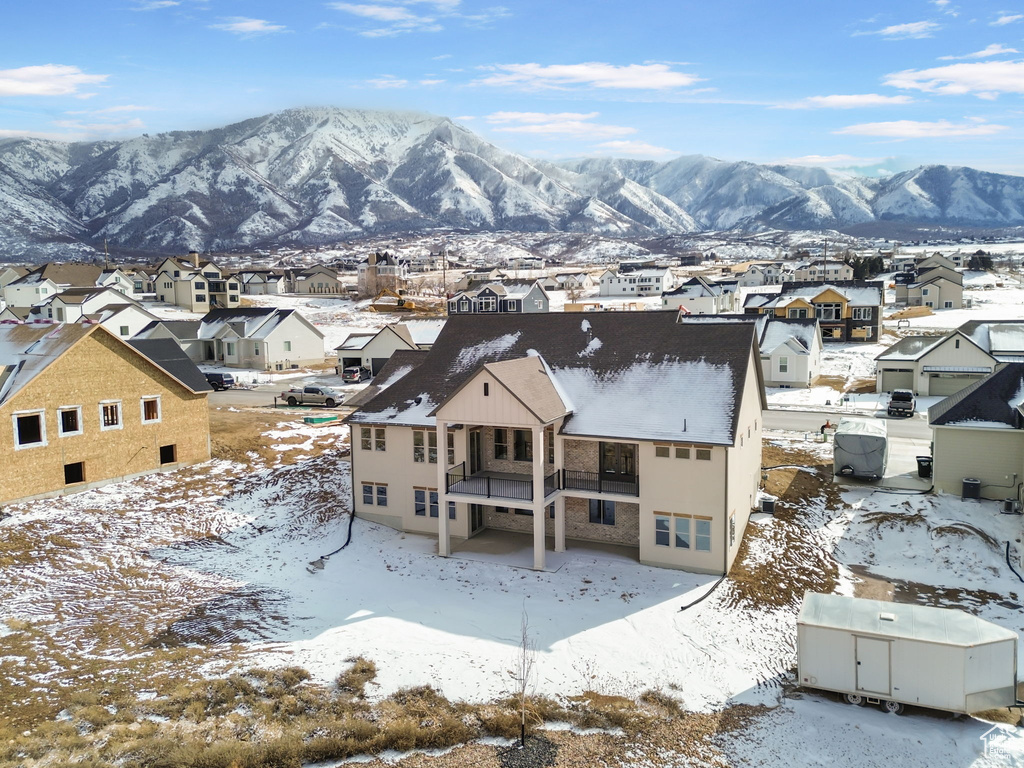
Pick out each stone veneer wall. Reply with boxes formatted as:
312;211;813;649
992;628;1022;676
563;439;598;471
479;426;555;475
483;496;639;547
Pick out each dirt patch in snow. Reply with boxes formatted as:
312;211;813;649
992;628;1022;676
725;443;842;611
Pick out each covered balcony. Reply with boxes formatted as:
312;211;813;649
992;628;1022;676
446;462;560;503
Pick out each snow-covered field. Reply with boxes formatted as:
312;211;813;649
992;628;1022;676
3;416;1024;763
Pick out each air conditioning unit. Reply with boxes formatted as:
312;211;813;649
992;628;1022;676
1002;498;1022;515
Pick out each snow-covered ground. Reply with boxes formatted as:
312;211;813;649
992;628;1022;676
3;416;1024;762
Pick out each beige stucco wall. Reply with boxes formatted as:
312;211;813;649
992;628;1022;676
349;423;475;539
435;369;545;429
349;347;765;575
0;329;210;506
932;426;1024;500
724;349;765;571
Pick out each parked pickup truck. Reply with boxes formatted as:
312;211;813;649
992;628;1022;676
886;388;916;417
280;386;343;408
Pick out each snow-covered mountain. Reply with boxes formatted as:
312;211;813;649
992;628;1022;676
2;107;1024;258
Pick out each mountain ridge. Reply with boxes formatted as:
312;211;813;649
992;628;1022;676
2;106;1024;258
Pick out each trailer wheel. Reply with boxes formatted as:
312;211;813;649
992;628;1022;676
882;700;904;715
287;397;297;406
844;693;865;706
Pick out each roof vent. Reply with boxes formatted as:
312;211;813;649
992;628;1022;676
879;612;896;622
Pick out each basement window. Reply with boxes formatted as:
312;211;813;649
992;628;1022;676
159;444;177;465
64;462;85;485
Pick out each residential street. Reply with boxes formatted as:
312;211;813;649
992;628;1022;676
762;408;933;440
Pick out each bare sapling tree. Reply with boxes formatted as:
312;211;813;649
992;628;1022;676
510;608;536;748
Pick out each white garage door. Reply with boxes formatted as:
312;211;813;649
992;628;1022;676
880;368;914;392
929;374;984;397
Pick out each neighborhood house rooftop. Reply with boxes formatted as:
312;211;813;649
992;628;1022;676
348;312;762;446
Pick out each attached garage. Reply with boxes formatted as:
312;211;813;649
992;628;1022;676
923;366;990;397
878;367;914;392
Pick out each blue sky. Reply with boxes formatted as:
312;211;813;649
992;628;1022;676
3;0;1024;176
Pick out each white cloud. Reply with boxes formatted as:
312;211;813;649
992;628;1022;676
939;43;1018;59
454;115;475;121
592;140;677;158
855;20;941;38
835;118;1008;138
432;54;453;60
474;62;700;91
365;76;408;88
778;94;914;109
131;0;179;9
0;64;108;97
991;13;1023;25
66;104;158;115
885;60;1024;96
486;111;600;123
210;17;287;37
52;118;146;134
419;79;445;85
776;154;891;167
484;110;635;138
329;1;479;36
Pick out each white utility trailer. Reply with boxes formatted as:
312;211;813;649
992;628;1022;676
833;418;888;480
798;592;1018;715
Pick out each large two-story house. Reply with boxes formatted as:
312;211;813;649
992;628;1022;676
744;281;883;342
598;268;675;297
0;324;212;506
346;312;766;574
447;280;549;315
155;254;241;311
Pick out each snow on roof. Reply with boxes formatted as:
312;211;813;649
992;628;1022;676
780;282;882;306
453;332;522;373
555;359;735;443
759;318;818;355
799;592;1016;646
875;334;946;361
349;313;758;446
929;363;1024;429
988;324;1024;354
335;333;376;351
400;319;446;346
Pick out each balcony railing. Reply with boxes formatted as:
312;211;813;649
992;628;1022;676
445;463;563;502
562;469;639;497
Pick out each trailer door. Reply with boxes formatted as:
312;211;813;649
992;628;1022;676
855;637;891;695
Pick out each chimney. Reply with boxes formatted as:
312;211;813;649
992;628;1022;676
189;250;199;269
369;252;378;266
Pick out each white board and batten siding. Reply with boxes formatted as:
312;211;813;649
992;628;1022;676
797;592;1017;714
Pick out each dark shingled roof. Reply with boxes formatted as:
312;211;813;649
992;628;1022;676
348;311;763;445
928;363;1024;429
344;350;430;409
128;338;213;393
135;320;203;340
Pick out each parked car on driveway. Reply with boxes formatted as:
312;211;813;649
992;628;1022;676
887;389;916;417
205;372;236;391
342;366;371;383
280;386;343;407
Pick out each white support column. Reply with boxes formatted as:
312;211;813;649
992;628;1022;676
531;424;545;571
437;419;451;557
553;423;566;553
554;496;566;553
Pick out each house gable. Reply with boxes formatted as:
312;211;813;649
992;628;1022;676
434;364;558;427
